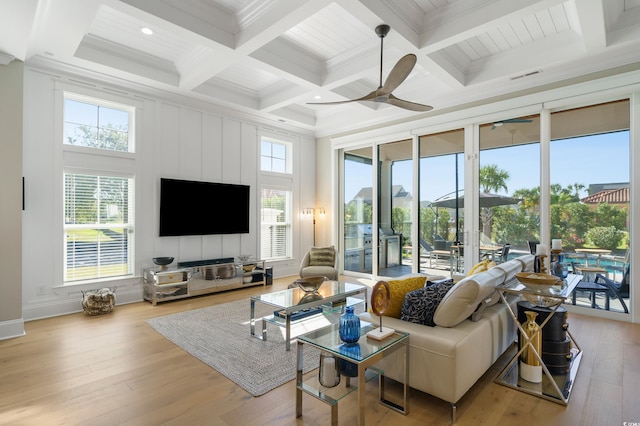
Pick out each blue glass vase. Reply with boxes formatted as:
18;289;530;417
552;254;569;279
339;305;361;344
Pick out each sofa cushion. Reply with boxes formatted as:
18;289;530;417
493;258;523;282
308;246;335;266
384;276;428;318
433;267;506;327
401;280;455;326
515;254;535;272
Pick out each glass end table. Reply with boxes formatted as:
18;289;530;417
494;273;583;405
296;322;409;426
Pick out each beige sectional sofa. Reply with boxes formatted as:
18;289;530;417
359;254;534;422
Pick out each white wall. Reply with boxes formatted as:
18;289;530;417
0;61;24;339
20;65;315;321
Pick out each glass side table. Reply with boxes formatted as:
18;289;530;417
296;322;409;426
495;273;583;405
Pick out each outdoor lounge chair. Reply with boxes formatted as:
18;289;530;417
497;243;511;263
572;265;629;313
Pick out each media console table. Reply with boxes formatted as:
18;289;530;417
143;257;270;305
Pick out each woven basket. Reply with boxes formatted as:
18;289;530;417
82;288;116;316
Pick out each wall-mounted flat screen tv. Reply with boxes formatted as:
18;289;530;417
159;178;250;236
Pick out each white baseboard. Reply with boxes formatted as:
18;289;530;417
23;289;143;322
0;317;26;340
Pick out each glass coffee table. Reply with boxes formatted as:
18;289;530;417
250;281;367;351
296;322;409;426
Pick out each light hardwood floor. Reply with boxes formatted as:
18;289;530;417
1;276;639;426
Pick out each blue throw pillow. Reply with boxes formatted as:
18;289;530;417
401;280;455;326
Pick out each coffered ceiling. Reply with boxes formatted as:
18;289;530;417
2;0;640;137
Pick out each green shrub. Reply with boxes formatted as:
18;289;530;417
585;226;623;250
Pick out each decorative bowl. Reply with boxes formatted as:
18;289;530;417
152;257;174;266
516;272;563;307
295;276;326;293
242;263;256;273
515;272;561;287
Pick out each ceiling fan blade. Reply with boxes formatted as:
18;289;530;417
307;91;377;106
387;94;433;112
380;54;417;94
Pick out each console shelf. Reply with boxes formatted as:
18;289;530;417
143;258;268;305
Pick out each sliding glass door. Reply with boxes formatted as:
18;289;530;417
343;148;373;274
418;129;464;274
478;115;541;262
378;140;413;277
550;100;630;314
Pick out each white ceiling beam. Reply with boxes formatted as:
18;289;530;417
348;0;422;48
259;83;311;112
75;35;179;86
194;80;259;111
606;6;640;46
118;0;235;48
0;0;38;61
466;32;583;85
250;38;324;87
419;0;567;53
235;0;333;53
26;0;102;60
571;0;607;51
177;48;240;91
424;52;467;88
268;105;316;128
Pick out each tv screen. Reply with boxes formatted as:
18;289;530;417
159;178;250;236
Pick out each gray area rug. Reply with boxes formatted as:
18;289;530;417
146;299;321;396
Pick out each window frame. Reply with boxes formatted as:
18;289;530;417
61;91;137;285
63;171;135;283
64;92;136;153
261;137;292;175
259;185;293;261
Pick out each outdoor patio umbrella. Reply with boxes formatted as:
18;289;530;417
429;191;522;243
429;191;522;209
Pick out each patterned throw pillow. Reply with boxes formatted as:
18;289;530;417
308;246;336;266
384;276;427;319
401;280;456;326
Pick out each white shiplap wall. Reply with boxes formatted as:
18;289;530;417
21;65;315;321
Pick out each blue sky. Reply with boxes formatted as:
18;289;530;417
345;131;630;202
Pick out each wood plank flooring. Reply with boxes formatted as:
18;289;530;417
1;276;639;425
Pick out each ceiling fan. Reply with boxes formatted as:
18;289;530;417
491;118;533;130
307;24;433;112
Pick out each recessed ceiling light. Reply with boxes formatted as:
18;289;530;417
140;27;153;35
314;95;322;100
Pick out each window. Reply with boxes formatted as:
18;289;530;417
64;96;132;152
62;93;135;283
261;138;291;173
64;173;133;282
260;187;292;260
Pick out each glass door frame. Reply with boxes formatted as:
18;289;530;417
333;92;638;320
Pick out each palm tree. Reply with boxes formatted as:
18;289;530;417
479;164;510;242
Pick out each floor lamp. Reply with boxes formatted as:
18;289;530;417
303;207;325;246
